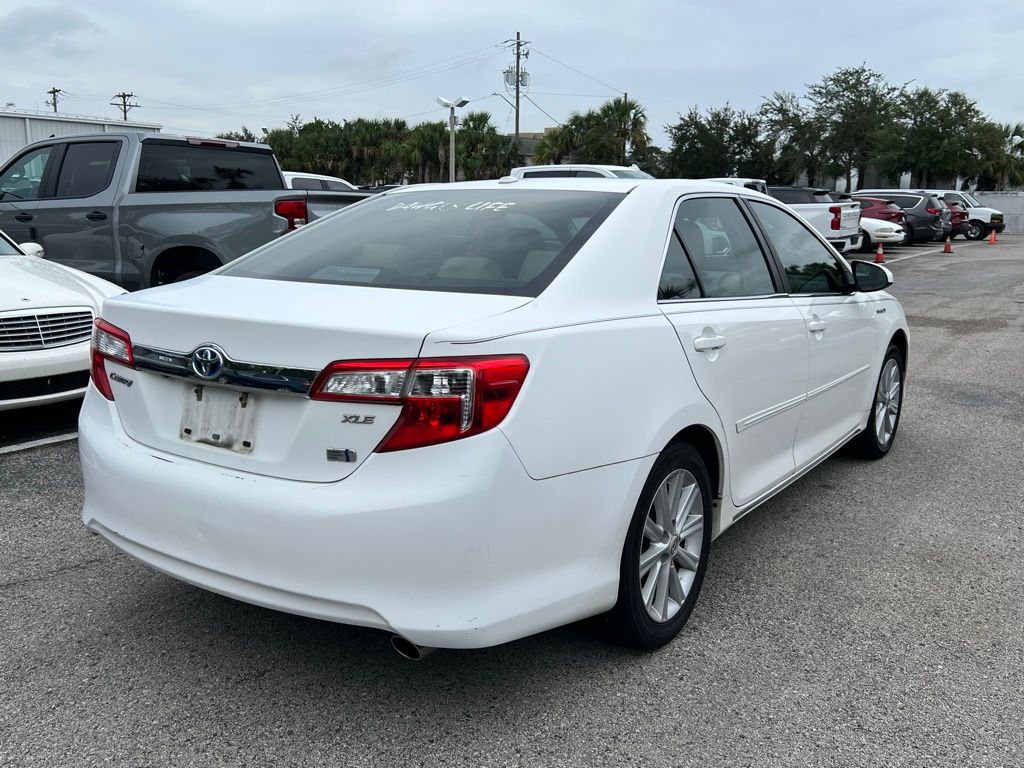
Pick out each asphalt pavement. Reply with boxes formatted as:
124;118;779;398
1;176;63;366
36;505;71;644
1;237;1022;767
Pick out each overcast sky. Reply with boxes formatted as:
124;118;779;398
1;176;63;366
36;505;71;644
3;0;1023;146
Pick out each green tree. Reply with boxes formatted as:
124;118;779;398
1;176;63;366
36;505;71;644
599;96;650;165
664;105;777;180
456;111;521;180
977;121;1024;190
216;126;258;142
805;64;903;191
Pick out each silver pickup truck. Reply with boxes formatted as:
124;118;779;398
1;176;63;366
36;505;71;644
0;133;371;289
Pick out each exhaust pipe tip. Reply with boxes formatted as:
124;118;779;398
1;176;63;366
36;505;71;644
390;635;435;661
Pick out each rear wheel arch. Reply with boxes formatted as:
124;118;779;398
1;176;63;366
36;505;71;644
889;328;908;367
664;425;723;501
150;246;222;286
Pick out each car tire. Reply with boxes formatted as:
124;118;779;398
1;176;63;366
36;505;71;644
847;344;905;460
860;231;872;253
965;221;985;240
606;443;713;649
902;223;914;246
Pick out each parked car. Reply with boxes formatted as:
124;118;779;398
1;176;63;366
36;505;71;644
854;196;907;227
862;189;1003;241
945;200;969;238
767;186;861;252
509;164;654;179
702;177;769;194
283;171;358;192
0;228;123;411
80;179;909;655
0;134;373;290
859;217;905;252
853;192;943;244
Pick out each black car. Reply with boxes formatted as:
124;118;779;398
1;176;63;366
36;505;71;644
854;191;945;244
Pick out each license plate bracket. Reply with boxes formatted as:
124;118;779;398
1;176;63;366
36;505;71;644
180;385;256;453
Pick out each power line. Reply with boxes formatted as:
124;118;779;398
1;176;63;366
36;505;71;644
522;94;562;127
530;49;622;95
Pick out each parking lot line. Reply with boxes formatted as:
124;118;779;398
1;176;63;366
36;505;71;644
0;432;78;455
884;241;983;263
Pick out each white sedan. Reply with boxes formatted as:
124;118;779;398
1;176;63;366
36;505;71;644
79;180;909;657
860;216;905;251
1;232;124;412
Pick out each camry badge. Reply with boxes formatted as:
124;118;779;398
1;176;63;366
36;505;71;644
191;345;224;379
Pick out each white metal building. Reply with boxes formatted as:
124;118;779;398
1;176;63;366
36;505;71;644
0;108;161;164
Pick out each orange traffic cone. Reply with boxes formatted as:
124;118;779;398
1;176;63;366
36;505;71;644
943;236;953;254
988;229;997;245
874;243;885;263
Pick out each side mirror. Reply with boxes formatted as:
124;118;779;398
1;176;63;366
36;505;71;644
19;242;44;258
852;260;892;292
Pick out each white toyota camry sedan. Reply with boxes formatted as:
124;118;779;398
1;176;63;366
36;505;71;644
79;179;909;656
1;231;124;412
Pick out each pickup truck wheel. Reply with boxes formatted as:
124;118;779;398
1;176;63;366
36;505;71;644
860;230;872;253
965;221;985;240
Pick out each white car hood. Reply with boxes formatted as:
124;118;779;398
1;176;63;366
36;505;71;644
0;255;124;313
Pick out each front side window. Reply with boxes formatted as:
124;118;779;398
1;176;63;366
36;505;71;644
222;189;623;297
749;201;848;294
55;142;120;198
136;144;282;192
674;197;775;298
0;146;51;200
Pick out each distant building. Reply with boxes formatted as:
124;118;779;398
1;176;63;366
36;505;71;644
506;127;559;166
0;108;161;164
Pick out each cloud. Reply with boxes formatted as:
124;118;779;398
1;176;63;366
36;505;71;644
1;4;103;57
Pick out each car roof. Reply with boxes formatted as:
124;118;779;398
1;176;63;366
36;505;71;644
381;177;776;198
512;164;634;172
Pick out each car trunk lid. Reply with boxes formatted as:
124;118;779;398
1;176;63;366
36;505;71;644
100;275;530;481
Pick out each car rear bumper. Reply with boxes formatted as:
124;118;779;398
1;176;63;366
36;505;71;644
0;341;89;411
79;387;649;648
828;233;862;252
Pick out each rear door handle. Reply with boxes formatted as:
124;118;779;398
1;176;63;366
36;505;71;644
808;319;827;334
13;212;32;222
85;211;108;221
693;333;727;352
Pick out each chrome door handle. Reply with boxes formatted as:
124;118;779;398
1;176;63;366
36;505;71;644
693;334;727;352
808;319;827;333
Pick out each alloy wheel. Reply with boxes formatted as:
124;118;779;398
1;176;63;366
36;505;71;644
874;358;902;447
639;469;704;623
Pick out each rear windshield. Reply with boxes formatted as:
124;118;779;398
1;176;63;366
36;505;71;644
135;143;283;192
886;195;921;208
221;189;624;296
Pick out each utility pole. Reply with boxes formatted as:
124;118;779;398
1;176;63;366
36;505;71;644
514;31;522;141
622;91;628;165
110;91;139;121
45;87;64;114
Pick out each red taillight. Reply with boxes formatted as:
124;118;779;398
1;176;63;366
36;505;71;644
829;205;842;230
274;199;308;231
310;355;530;452
926;207;940;215
90;319;134;401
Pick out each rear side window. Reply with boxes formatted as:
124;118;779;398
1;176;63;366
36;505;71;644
55;142;120;198
222;189;623;297
289;176;323;190
135;144;282;192
768;188;810;204
674;197;775;298
658;232;701;300
325;179;354;191
522;169;574;178
887;195;921;208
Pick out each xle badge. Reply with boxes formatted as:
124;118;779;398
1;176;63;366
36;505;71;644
342;414;375;424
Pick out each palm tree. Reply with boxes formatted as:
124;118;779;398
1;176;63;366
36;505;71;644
980;121;1024;190
599;97;650;165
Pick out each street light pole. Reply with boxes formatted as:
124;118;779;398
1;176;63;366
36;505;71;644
436;96;469;183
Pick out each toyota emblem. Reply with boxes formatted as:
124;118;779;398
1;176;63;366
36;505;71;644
191;345;224;379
